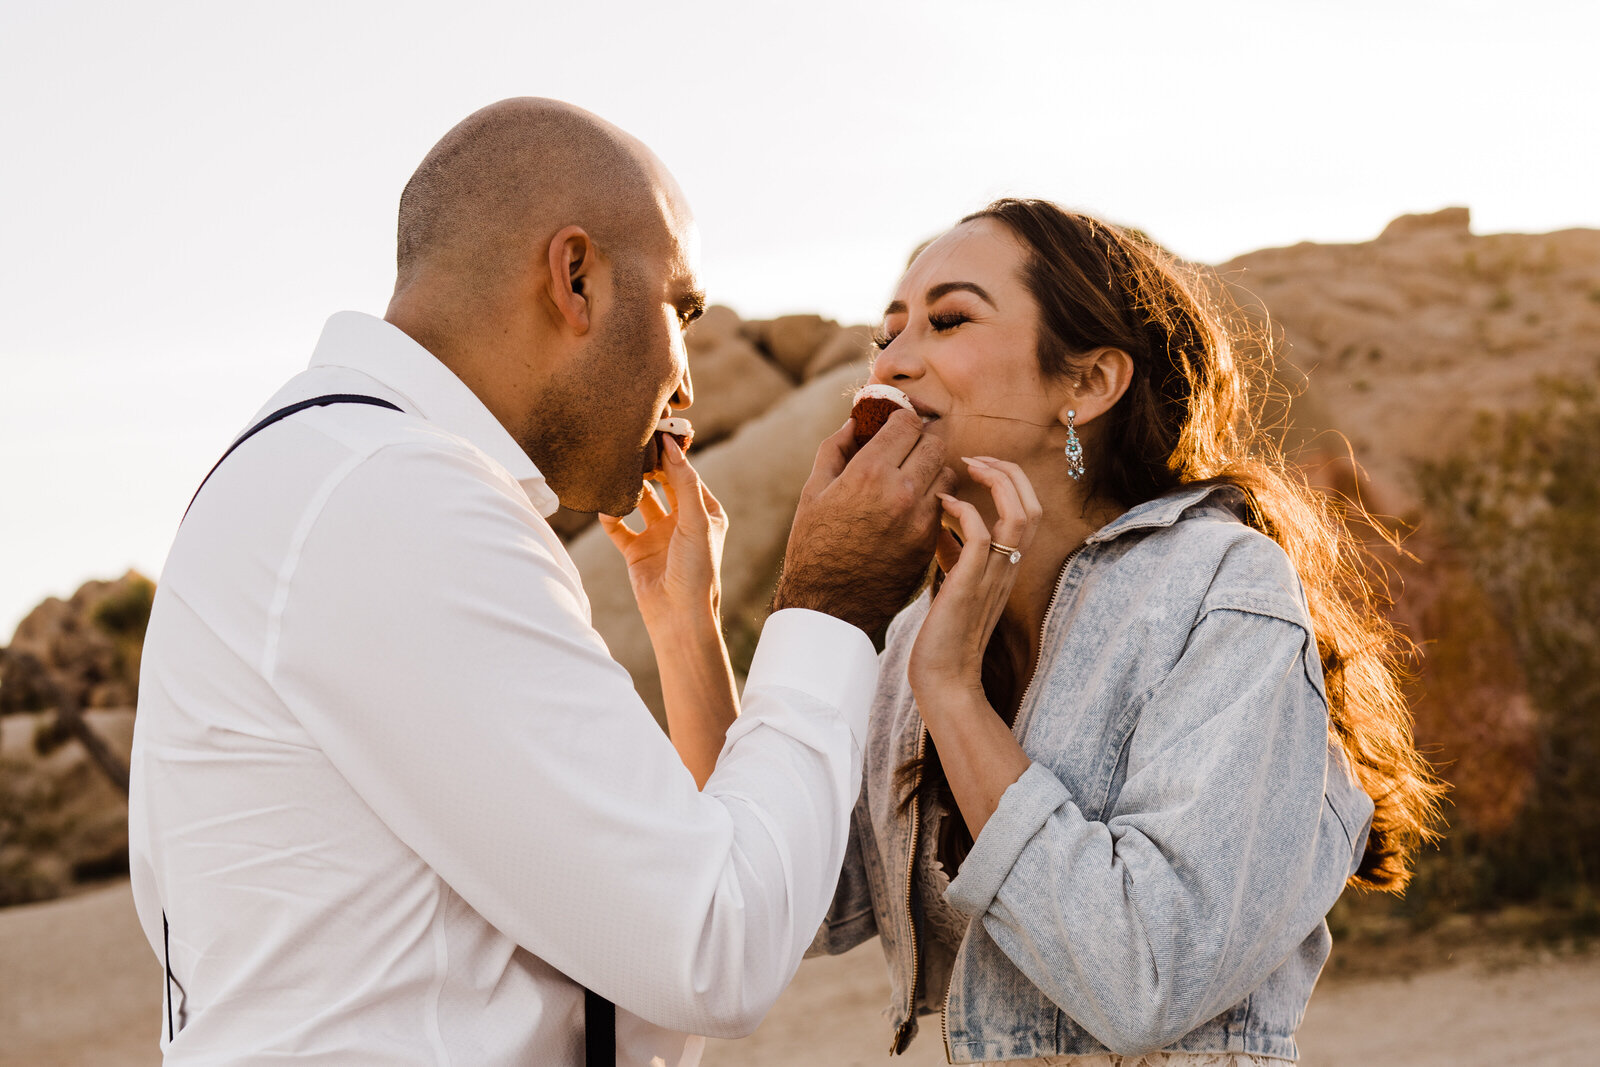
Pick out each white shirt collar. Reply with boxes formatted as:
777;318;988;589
308;311;561;518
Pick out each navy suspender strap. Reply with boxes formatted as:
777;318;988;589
182;393;405;520
169;390;616;1062
163;393;403;1043
586;987;615;1066
163;910;175;1042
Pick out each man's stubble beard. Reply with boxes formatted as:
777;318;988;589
517;290;659;517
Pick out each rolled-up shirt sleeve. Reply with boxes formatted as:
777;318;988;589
269;439;877;1037
945;606;1366;1056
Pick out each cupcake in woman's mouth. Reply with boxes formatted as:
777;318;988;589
851;384;937;448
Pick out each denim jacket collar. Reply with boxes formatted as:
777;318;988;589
1086;483;1246;546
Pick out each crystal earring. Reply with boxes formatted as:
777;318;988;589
1064;410;1085;480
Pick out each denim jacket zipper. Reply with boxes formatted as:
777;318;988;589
892;726;928;1054
1012;545;1083;731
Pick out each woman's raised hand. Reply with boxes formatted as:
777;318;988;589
598;436;728;632
600;436;737;788
909;456;1044;699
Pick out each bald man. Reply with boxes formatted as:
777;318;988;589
127;99;952;1065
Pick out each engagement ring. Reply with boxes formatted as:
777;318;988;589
989;543;1022;565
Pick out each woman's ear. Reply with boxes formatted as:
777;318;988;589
546;225;594;335
1058;346;1134;426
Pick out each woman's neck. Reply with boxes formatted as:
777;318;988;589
993;491;1121;675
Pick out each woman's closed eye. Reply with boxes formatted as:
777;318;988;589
871;311;972;351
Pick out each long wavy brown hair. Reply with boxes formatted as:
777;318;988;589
903;198;1443;892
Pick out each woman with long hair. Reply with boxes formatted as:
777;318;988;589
804;199;1443;1064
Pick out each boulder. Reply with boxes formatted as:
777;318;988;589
0;708;133;906
567;360;869;721
806;324;875;380
684;304;743;356
1378;206;1472;242
743;314;839;381
2;572;153;714
685;335;795;449
1217;219;1600;492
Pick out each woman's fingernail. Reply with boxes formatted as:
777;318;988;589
937;492;957;503
962;456;987;468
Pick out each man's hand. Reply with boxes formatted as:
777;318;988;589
771;409;957;640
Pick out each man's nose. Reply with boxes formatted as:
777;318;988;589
670;360;693;411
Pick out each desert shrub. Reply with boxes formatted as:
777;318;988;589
91;573;156;696
1407;374;1600;912
91;575;155;637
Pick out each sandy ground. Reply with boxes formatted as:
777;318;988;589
3;882;1597;1066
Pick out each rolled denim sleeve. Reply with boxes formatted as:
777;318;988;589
945;762;1071;915
946;607;1362;1056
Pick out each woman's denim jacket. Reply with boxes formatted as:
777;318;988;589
811;485;1375;1063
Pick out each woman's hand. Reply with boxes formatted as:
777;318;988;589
907;456;1042;838
599;436;727;630
600;437;737;788
908;456;1044;697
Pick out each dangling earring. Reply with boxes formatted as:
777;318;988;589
1064;410;1086;480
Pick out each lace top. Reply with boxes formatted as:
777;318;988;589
912;798;971;1016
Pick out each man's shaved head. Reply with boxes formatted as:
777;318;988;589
394;97;683;296
385;98;703;517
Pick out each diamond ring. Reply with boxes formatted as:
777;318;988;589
989;542;1022;565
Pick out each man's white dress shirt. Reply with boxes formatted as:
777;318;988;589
127;312;878;1065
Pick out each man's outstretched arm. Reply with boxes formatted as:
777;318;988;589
271;438;873;1038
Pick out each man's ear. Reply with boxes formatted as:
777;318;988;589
546;225;594;336
1058;346;1134;426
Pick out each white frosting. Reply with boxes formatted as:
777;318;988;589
850;383;914;411
655;416;694;438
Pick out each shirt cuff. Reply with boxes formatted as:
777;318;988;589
745;608;878;753
945;761;1071;918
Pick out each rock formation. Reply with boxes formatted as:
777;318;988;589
1218;207;1600;495
1;573;149;905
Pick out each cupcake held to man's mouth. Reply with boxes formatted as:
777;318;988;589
648;416;694;478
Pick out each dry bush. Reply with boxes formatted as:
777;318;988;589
1338;373;1600;936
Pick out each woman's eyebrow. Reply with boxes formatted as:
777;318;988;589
882;281;997;319
926;281;996;307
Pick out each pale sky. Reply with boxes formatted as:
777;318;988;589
2;0;1596;637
